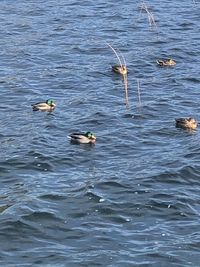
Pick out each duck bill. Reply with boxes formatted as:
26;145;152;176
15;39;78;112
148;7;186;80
91;137;96;143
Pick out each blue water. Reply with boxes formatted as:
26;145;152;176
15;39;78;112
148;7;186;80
0;0;200;266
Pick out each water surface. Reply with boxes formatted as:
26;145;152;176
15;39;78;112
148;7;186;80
0;0;200;266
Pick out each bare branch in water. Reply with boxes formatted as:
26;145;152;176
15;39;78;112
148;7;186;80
107;43;123;68
119;49;127;67
139;2;157;30
107;43;129;108
123;73;129;108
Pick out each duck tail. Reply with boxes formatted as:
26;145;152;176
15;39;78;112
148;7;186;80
32;106;39;111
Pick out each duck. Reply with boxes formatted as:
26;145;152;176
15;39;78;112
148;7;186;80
156;58;176;66
31;99;56;112
69;132;96;144
175;117;198;130
112;65;128;75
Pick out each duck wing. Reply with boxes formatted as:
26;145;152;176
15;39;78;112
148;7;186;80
69;133;85;140
31;102;49;111
112;65;120;71
31;103;42;111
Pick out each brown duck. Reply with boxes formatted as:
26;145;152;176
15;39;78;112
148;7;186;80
112;65;128;75
157;59;176;66
175;117;197;130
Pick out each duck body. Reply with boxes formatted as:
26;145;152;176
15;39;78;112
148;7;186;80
175;117;197;130
112;65;128;75
157;59;176;66
69;132;96;144
32;99;56;112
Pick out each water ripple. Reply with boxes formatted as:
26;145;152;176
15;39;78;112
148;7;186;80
0;0;200;266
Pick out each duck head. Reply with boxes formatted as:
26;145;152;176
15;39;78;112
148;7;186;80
46;99;56;107
85;132;96;142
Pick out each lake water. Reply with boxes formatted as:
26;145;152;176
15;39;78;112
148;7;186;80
0;0;200;266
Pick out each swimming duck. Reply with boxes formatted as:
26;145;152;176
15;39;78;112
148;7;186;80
175;117;198;130
69;132;96;144
156;59;176;66
112;65;128;75
31;99;56;112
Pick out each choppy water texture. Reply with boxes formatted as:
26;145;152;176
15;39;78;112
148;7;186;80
0;0;200;266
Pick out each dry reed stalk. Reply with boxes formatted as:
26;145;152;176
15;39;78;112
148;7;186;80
107;43;124;69
123;72;129;108
139;2;157;30
107;43;129;108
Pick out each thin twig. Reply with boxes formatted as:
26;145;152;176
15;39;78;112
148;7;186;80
123;73;129;108
107;43;123;69
119;49;127;67
107;43;129;108
140;2;157;30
